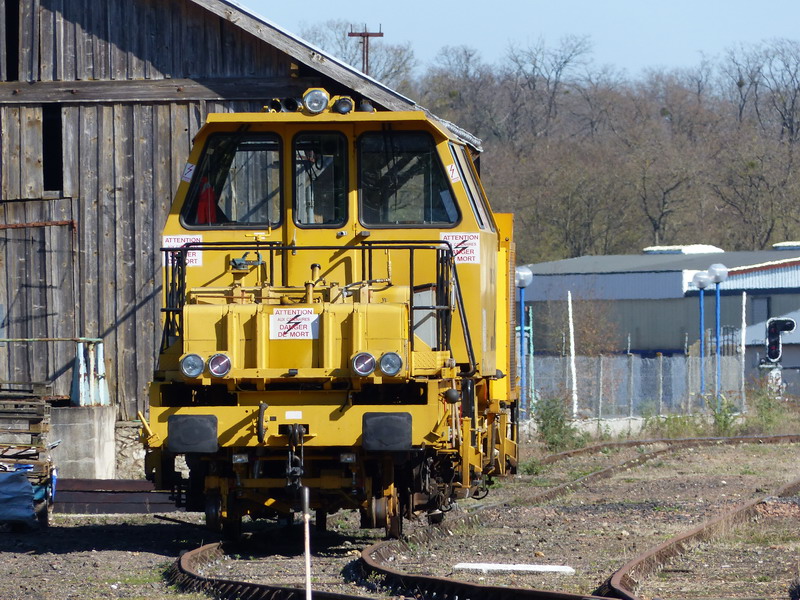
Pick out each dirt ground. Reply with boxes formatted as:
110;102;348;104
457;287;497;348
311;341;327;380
0;441;798;600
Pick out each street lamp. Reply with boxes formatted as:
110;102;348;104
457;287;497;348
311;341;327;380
515;265;533;418
707;263;728;406
692;271;712;396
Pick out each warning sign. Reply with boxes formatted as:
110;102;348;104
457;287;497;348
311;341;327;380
181;162;195;183
162;235;203;266
447;163;461;183
270;308;319;340
441;232;480;264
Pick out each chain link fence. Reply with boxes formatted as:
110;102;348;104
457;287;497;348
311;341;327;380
523;354;746;420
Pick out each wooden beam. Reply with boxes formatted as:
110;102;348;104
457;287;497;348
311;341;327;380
0;78;316;103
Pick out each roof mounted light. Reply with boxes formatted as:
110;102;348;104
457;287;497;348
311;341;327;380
332;96;354;114
379;352;403;377
208;353;232;377
180;354;205;379
303;89;330;114
351;352;376;377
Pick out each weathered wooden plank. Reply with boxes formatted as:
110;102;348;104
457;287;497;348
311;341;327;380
23;200;48;380
126;0;144;80
142;0;158;80
107;0;125;80
0;0;7;82
0;78;311;103
30;0;40;81
152;103;172;352
90;0;108;81
39;0;55;82
5;204;30;384
52;0;64;81
151;0;171;79
171;1;185;78
17;0;32;81
20;105;43;199
133;104;155;414
46;204;77;396
71;0;85;80
78;105;99;343
2;106;22;199
61;105;78;198
113;103;135;418
0;200;8;380
95;104;115;402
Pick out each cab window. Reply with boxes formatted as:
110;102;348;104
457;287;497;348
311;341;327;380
359;132;459;227
294;133;347;227
450;144;495;232
183;133;281;227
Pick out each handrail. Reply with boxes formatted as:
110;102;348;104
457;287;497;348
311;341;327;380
161;239;478;375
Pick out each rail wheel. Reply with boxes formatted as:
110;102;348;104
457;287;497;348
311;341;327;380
372;485;402;539
205;491;222;532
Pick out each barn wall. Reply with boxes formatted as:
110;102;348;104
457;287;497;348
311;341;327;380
10;0;292;83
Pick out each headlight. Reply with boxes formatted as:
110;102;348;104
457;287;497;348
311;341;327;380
351;352;376;376
208;353;232;377
180;354;204;378
379;352;403;376
332;96;354;114
303;89;330;114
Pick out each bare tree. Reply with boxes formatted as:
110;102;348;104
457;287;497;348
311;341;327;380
300;20;417;91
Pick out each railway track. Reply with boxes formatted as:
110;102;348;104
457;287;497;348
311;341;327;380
165;435;800;600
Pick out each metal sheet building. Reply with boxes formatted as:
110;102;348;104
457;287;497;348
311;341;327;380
525;246;800;368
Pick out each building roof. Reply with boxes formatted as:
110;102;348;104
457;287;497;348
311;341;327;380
524;249;800;301
527;250;800;276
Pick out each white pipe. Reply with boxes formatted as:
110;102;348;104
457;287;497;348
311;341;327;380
740;291;747;413
303;486;312;600
568;291;578;417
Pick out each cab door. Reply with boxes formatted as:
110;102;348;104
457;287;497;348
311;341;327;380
282;128;358;289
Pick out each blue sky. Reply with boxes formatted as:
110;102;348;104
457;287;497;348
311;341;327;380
238;0;800;76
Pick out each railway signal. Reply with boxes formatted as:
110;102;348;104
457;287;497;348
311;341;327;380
765;317;795;362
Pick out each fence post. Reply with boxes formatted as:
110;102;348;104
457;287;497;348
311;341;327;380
597;355;604;420
628;352;634;419
657;352;663;415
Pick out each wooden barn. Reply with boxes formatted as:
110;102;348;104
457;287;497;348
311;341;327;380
0;0;425;421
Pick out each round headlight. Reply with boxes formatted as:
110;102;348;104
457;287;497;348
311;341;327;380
180;354;205;378
379;352;403;377
303;89;330;114
351;352;376;376
207;353;232;377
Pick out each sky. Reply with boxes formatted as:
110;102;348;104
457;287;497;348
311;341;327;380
238;0;800;76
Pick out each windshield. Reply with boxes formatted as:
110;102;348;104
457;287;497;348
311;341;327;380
294;133;347;227
183;133;281;227
359;132;459;227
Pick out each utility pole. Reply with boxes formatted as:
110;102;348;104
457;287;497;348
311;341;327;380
348;25;383;76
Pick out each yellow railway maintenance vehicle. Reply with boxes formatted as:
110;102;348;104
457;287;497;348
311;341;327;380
141;88;519;538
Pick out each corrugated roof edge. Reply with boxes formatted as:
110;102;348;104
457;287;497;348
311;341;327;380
191;0;483;152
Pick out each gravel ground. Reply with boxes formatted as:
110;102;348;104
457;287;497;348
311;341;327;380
389;442;800;597
0;440;797;600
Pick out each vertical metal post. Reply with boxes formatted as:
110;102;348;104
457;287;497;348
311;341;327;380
657;352;663;415
518;285;527;419
699;287;705;396
627;353;634;419
526;305;535;411
715;281;722;409
303;486;312;600
597;355;604;420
